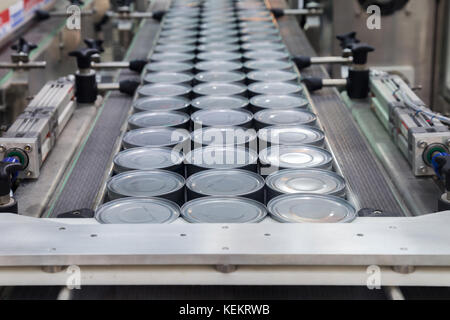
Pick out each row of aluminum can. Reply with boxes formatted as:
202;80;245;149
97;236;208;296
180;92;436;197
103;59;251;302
96;0;357;224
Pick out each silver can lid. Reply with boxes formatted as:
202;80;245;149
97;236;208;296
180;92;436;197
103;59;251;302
258;125;325;146
197;51;242;61
191;109;253;127
107;170;185;199
242;42;286;51
122;127;190;149
143;72;193;85
266;169;346;197
240;27;279;35
197;43;240;52
181;197;267;223
199;28;239;37
244;60;293;71
251;95;309;110
159;29;198;38
247;70;298;82
157;36;198;45
146;61;193;73
186;146;258;170
191;126;257;147
195;61;242;72
154;43;196;53
128;111;190;129
187;169;265;197
137;83;191;98
243;50;289;61
259;145;333;170
249;82;303;96
150;52;195;63
191;96;249;110
254;109;317;127
133;96;189;113
96;198;180;224
198;36;239;44
195;71;246;83
193;82;247;96
267;194;356;223
113;147;184;173
241;34;282;42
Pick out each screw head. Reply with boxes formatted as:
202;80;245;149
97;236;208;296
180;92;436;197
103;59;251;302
24;145;32;152
25;171;32;177
418;141;428;149
419;166;427;174
0;145;5;153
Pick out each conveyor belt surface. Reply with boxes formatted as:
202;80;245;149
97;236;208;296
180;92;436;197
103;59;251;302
268;0;405;215
47;2;166;217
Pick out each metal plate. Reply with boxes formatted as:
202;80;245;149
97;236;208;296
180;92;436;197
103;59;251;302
266;169;346;198
195;61;243;72
267;194;357;224
106;170;185;200
133;97;190;113
194;71;246;84
146;61;194;73
122;128;190;149
254;108;317;128
95;198;180;224
128;111;190;130
250;95;309;111
197;51;243;62
193;82;247;96
191;126;257;147
137;83;191;98
248;82;303;96
258;125;325;146
191;95;249;111
186;169;265;199
181;197;267;223
191;109;253;127
113;147;184;174
244;60;293;71
259;145;333;170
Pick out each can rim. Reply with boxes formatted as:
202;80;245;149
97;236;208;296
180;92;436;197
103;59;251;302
186;146;259;169
254;108;317;126
191;126;258;146
128;111;190;129
181;196;268;223
186;169;265;197
123;127;190;148
265;169;346;197
259;145;333;169
267;193;357;224
257;125;325;146
113;147;184;173
95;197;181;224
191;108;253;127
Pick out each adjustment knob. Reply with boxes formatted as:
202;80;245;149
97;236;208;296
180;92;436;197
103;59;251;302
84;38;105;52
69;48;100;69
11;38;37;55
336;32;360;50
351;43;375;65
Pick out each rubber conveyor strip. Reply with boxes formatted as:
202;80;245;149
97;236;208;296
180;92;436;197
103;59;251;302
267;0;405;215
47;8;164;217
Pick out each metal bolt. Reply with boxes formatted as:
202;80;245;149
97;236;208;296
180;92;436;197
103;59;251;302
419;166;427;174
0;145;5;153
25;171;32;177
446;139;450;147
24;145;32;152
418;141;428;149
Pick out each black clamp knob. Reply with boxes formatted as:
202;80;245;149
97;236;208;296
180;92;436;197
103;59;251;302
84;38;105;52
270;8;285;18
129;59;148;73
69;48;100;69
0;161;23;198
292;56;312;70
351;43;375;65
119;80;140;95
11;38;37;55
152;10;167;21
34;9;51;21
302;77;324;92
336;31;360;50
